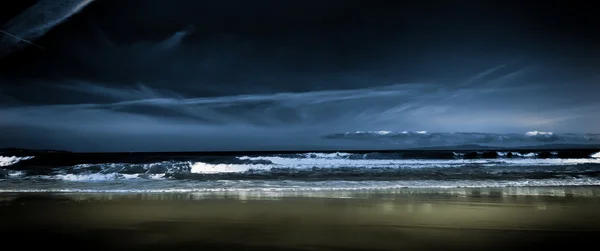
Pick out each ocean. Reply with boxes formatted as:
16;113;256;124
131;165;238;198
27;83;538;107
2;147;599;193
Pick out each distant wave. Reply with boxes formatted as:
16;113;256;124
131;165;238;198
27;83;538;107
324;131;600;148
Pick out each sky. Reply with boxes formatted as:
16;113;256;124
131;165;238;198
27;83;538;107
0;0;599;152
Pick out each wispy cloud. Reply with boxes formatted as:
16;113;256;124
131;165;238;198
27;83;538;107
1;0;95;57
1;70;598;151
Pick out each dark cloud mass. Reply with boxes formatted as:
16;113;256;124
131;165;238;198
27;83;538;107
0;0;599;151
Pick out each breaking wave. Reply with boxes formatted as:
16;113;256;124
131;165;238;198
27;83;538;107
0;156;34;167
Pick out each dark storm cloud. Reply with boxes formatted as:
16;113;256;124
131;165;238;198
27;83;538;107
0;0;599;151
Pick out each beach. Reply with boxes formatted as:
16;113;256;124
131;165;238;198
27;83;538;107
2;187;600;251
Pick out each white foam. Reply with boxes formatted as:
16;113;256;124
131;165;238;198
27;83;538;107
515;152;537;157
233;156;600;173
352;130;393;135
190;162;271;174
496;152;538;157
525;131;554;136
1;178;599;193
8;170;24;177
592;152;600;158
346;130;428;136
71;161;191;174
0;169;24;179
300;152;353;158
39;173;165;181
0;156;34;167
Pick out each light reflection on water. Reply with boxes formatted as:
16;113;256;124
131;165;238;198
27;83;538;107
1;186;599;202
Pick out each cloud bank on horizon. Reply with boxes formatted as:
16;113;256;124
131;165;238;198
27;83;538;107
0;0;95;57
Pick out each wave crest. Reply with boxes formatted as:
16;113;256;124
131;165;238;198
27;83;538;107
0;156;34;167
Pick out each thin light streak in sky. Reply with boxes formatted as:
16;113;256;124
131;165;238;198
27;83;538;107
0;29;45;50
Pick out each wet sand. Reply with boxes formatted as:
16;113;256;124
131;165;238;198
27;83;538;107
1;187;600;251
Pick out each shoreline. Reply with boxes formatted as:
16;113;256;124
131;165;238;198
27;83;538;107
2;185;600;200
